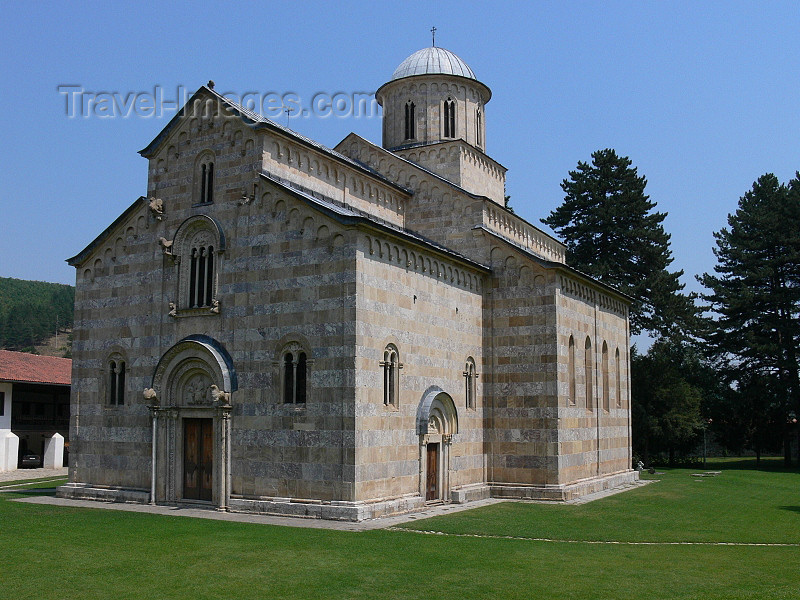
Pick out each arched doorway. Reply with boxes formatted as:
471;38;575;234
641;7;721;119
416;387;459;502
147;335;236;508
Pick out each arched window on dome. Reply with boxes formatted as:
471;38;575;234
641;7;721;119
476;108;482;148
443;98;456;138
404;101;416;140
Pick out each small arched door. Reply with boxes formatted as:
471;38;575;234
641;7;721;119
417;388;459;502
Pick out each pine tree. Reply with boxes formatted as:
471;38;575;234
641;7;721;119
542;148;695;337
700;173;800;465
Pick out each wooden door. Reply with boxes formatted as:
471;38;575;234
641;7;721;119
426;443;438;501
184;418;213;501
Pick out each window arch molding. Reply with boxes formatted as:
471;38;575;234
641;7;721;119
464;356;477;410
381;343;402;408
172;215;226;313
104;347;129;407
273;337;314;406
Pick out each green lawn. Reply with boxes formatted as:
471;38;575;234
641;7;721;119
2;459;798;600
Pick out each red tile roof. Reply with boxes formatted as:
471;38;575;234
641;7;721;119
0;350;71;386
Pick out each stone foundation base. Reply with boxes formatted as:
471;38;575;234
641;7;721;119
229;494;426;521
57;482;150;504
489;469;639;502
451;483;492;504
57;470;639;520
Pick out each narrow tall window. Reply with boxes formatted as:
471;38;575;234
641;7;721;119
568;336;576;406
108;359;125;406
189;245;215;308
382;344;400;407
585;337;593;411
476;109;482;147
200;161;214;203
602;342;610;412
443;98;456;138
464;357;477;410
283;354;294;404
404;101;415;140
615;348;622;408
1;391;6;416
283;350;307;404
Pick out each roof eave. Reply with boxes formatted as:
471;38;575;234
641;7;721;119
67;196;146;267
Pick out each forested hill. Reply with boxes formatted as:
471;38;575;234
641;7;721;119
0;277;74;352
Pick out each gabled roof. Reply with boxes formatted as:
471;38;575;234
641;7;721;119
260;171;490;273
66;196;146;267
337;133;563;250
139;85;410;195
0;350;71;386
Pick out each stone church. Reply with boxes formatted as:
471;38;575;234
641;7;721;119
59;46;636;520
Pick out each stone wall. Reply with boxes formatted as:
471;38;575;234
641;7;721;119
353;233;486;502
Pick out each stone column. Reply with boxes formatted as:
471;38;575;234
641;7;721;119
216;403;232;511
148;405;159;505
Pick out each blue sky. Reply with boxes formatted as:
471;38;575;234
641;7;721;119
2;1;798;295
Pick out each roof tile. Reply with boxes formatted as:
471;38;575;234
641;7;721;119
0;350;71;386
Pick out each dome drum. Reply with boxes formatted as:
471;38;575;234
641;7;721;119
377;47;490;154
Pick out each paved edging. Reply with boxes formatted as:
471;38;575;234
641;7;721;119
10;478;652;531
0;467;68;483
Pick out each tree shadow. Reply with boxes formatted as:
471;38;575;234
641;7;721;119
778;506;800;514
704;457;799;473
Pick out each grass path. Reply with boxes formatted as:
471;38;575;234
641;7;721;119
388;525;800;546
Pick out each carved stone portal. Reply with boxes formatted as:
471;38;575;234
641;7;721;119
184;373;213;406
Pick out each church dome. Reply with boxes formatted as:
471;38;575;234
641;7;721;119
390;46;477;81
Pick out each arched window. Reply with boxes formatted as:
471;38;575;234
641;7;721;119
382;344;401;407
464;357;477;410
404;101;416;140
198;159;214;204
475;108;482;148
568;336;576;406
188;243;215;308
108;356;126;406
602;341;610;412
174;216;223;313
585;337;593;411
616;347;622;408
443;98;456;138
282;349;307;404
